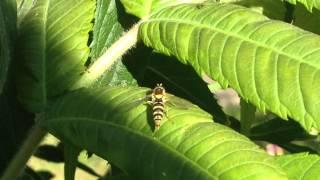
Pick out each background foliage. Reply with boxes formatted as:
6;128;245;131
1;0;320;179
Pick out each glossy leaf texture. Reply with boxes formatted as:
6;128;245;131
139;3;320;131
43;86;287;180
15;0;94;112
119;0;208;18
276;153;320;179
284;0;320;12
89;0;137;87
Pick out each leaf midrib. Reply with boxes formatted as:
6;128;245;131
144;18;320;70
46;116;218;179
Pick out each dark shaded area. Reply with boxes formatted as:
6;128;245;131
34;143;102;178
34;144;64;163
0;0;36;178
250;118;310;143
115;0;139;30
250;118;320;154
280;143;318;154
284;1;295;23
0;82;34;175
99;173;132;180
17;166;54;180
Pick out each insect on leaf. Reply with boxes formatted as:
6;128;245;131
139;2;320;131
43;86;287;180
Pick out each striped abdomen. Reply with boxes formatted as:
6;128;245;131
153;99;165;129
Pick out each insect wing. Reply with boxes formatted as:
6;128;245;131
112;89;151;113
165;94;198;110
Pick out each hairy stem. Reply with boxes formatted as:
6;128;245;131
71;22;141;90
1;123;46;180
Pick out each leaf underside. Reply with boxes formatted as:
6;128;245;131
43;86;286;180
139;3;320;131
16;0;94;112
119;0;209;18
276;153;320;179
89;0;137;87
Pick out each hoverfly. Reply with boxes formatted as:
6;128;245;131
147;83;167;130
146;83;200;130
116;84;199;131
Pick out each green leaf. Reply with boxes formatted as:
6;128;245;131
276;153;320;179
15;0;95;112
0;0;16;94
43;86;287;180
120;0;209;18
285;0;320;12
0;1;35;174
89;0;137;87
90;0;123;60
139;3;320;131
17;0;36;26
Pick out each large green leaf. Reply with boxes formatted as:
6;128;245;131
139;3;320;131
17;0;36;26
89;0;138;87
0;0;16;94
285;0;320;12
276;153;320;179
120;0;208;18
15;0;94;112
43;87;287;179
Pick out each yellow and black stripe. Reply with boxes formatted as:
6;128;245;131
153;100;165;129
149;83;167;130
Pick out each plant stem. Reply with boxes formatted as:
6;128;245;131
71;22;141;90
1;123;46;180
240;98;256;136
